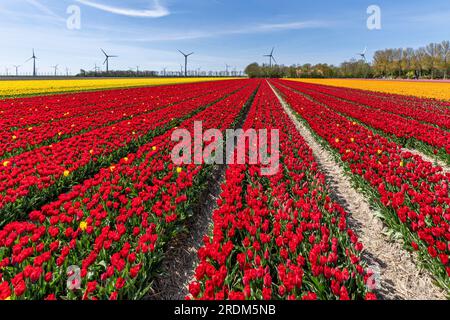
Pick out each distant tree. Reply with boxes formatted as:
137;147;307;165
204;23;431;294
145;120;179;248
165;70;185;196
415;48;428;78
244;63;261;78
439;41;450;79
425;43;440;79
373;50;389;77
243;40;449;79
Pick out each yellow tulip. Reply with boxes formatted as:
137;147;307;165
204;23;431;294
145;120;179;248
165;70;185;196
291;79;450;101
79;221;88;231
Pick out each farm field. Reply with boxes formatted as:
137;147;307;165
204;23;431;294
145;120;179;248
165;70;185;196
0;78;235;99
0;78;449;301
294;79;450;101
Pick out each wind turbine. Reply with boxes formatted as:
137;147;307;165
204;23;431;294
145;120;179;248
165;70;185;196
357;47;369;78
264;47;277;68
65;67;70;76
178;50;194;77
5;67;9;76
51;65;59;76
13;65;21;76
26;49;38;77
94;63;100;76
357;47;368;62
101;48;118;73
225;64;231;76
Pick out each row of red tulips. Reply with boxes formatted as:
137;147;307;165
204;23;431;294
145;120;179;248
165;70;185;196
0;80;248;225
0;81;223;129
296;82;450;129
189;81;375;300
0;81;239;159
271;79;450;293
280;81;450;161
0;81;239;160
0;80;260;300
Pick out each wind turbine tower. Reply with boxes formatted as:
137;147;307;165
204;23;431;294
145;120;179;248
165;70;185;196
101;48;118;73
13;65;21;76
94;63;100;76
26;49;38;77
264;47;277;68
51;65;59;76
178;50;194;77
357;46;368;62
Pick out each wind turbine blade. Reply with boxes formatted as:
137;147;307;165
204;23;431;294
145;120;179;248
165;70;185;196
271;47;275;55
178;50;186;56
272;56;277;64
187;52;194;56
363;46;367;54
103;58;108;65
101;48;107;56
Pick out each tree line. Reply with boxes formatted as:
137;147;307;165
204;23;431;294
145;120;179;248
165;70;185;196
245;40;450;79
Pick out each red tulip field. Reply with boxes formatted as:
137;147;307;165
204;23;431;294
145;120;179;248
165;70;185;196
0;79;448;301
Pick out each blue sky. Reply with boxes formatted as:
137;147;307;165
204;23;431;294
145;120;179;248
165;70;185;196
0;0;449;74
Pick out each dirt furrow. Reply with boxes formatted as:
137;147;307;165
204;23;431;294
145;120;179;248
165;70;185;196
146;167;225;300
268;81;446;300
401;147;450;174
146;87;258;300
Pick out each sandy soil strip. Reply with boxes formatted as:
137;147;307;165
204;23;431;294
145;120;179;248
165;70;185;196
146;167;224;300
269;81;446;300
401;148;450;174
145;90;257;300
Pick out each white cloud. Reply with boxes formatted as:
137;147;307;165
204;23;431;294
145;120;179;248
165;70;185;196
24;0;64;20
257;21;330;31
126;19;332;42
75;0;169;18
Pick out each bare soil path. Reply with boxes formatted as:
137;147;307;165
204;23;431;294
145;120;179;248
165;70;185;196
146;168;225;300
